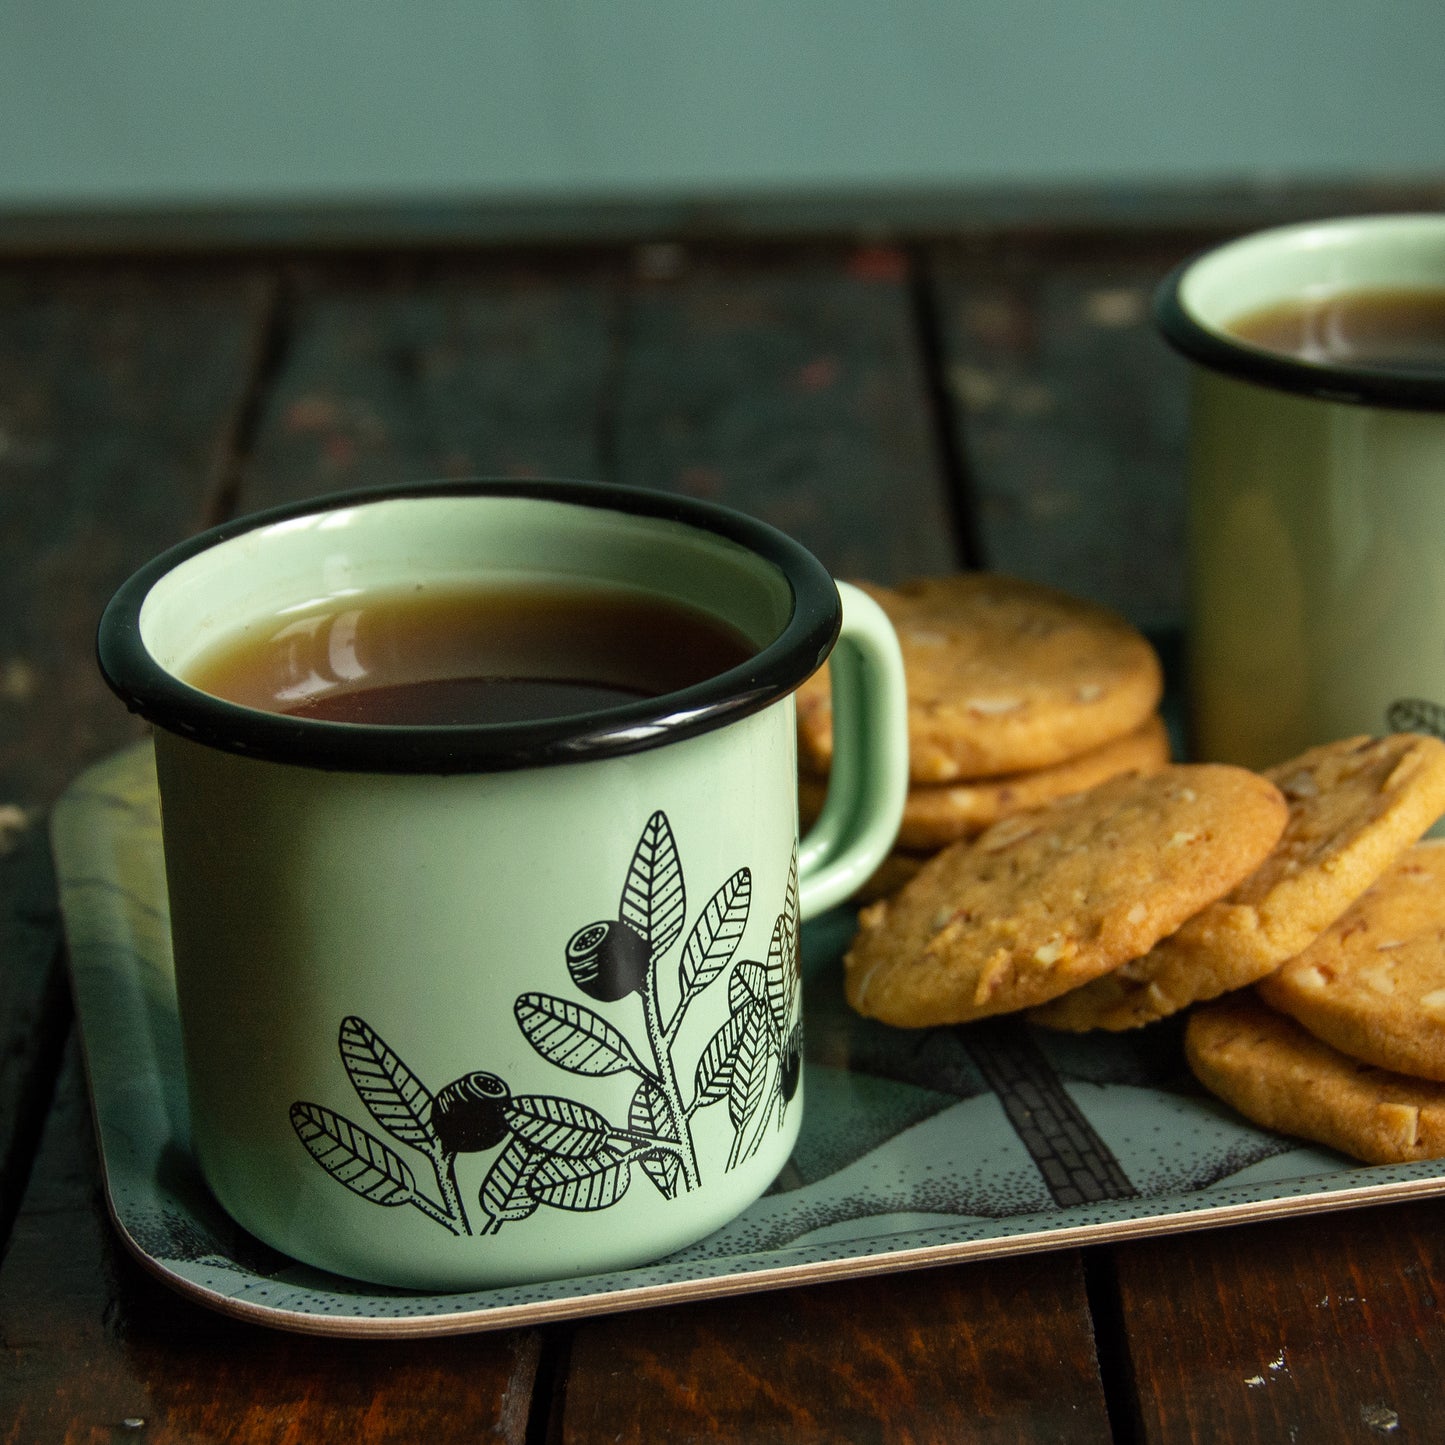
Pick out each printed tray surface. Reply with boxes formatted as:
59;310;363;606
53;743;1445;1337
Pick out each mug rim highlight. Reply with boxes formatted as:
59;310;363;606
1155;212;1445;413
97;479;842;774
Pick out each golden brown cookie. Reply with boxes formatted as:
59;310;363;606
1186;993;1445;1165
1258;841;1445;1082
1030;734;1445;1033
844;764;1287;1027
803;715;1171;851
795;575;1163;784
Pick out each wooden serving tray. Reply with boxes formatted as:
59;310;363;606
53;742;1445;1338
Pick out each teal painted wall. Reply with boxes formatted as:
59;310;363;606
2;0;1443;207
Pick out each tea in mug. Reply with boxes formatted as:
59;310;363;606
1228;287;1445;374
183;583;756;725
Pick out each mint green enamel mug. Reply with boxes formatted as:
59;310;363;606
98;481;907;1290
1157;214;1445;769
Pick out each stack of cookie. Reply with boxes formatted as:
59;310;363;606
797;574;1171;897
1028;733;1445;1032
840;717;1445;1165
1189;839;1445;1165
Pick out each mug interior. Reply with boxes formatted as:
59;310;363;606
1156;213;1445;409
101;482;840;772
1180;215;1445;334
140;493;794;674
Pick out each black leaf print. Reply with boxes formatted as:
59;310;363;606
338;1016;435;1148
505;1095;614;1159
514;993;650;1077
727;1004;772;1165
679;868;751;998
291;816;797;1238
291;1101;459;1234
764;916;790;1030
479;1135;542;1230
620;811;686;956
291;1102;418;1206
695;1010;748;1105
729;959;768;1015
631;1079;681;1198
531;1150;633;1212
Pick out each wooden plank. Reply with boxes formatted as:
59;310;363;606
1110;1198;1445;1442
561;1255;1112;1444
612;243;958;582
0;260;273;1256
236;255;619;511
0;826;68;1252
927;233;1218;629
0;1045;542;1444
235;244;957;581
0;262;276;809
236;245;958;590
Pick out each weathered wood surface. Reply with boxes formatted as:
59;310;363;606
927;233;1213;629
609;244;957;581
0;264;277;1422
3;219;1445;1442
238;255;621;507
0;827;67;1258
561;1256;1112;1445
0;264;274;809
235;245;956;582
1110;1198;1445;1443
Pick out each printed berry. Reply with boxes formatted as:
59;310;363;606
566;917;651;1001
781;1026;803;1102
430;1071;511;1153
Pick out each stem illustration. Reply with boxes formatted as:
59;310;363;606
411;1189;465;1235
642;962;702;1191
429;1146;471;1235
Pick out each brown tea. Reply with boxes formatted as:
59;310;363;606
1228;287;1445;374
183;583;756;726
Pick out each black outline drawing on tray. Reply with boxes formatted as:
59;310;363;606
290;811;801;1235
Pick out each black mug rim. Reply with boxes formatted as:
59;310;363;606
96;480;843;774
1154;215;1445;413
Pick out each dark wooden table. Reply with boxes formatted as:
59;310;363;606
4;194;1445;1442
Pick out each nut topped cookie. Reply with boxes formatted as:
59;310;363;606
844;764;1287;1027
1186;993;1445;1166
1029;734;1445;1033
1259;840;1445;1082
795;575;1163;784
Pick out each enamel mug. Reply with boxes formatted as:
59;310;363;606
98;481;908;1289
1157;214;1445;768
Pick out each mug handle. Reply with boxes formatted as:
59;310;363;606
797;581;909;918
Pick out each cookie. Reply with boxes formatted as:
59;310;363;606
1259;841;1445;1082
1030;734;1445;1033
1186;993;1445;1165
795;575;1163;784
844;764;1287;1027
803;715;1171;851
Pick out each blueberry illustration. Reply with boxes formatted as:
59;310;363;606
430;1071;511;1153
781;1026;803;1102
566;918;650;1001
